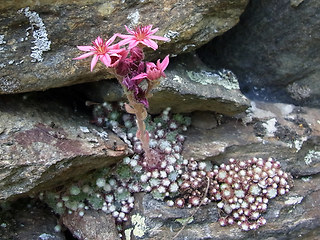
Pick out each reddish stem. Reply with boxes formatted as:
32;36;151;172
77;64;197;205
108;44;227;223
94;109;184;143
112;71;153;162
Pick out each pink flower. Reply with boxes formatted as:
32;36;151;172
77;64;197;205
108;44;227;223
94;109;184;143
132;55;169;81
146;55;169;80
108;44;129;68
73;35;123;71
118;25;169;50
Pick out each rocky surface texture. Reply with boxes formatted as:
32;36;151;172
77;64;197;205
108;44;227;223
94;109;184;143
62;210;120;240
198;0;320;108
77;53;250;116
0;0;320;239
0;0;248;94
0;92;128;201
0;199;65;240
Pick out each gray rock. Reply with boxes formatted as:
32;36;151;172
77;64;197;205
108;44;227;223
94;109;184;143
184;101;320;177
0;93;128;201
62;210;120;240
78;53;250;116
191;111;218;130
0;199;65;240
199;0;320;108
0;0;248;94
149;53;250;115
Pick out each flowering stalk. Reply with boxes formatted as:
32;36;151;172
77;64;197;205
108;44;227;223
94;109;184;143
124;90;151;160
74;25;169;166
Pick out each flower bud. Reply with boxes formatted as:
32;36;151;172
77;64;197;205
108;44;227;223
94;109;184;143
116;59;131;76
130;47;144;61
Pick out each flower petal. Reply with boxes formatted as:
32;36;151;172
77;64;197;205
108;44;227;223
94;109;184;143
146;25;153;32
100;54;111;67
90;55;99;72
73;51;95;60
146;62;157;70
106;34;118;46
150;27;159;35
117;38;133;46
159;55;169;71
142;39;158;50
125;25;135;35
117;34;134;40
77;45;95;51
131;73;148;82
149;35;170;41
94;36;103;46
128;40;139;49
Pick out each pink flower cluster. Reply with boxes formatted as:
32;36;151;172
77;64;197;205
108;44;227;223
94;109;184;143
73;25;170;107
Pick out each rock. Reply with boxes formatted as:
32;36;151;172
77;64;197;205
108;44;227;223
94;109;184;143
0;92;128;201
62;210;120;240
149;53;250;115
191;111;218;130
123;193;220;240
198;0;320;108
184;101;320;177
78;53;250;116
182;120;262;163
0;0;248;94
0;198;65;240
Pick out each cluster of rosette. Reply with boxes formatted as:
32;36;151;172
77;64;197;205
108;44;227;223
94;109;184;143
170;157;292;231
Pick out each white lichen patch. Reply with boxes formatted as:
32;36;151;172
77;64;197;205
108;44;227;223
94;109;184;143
164;30;179;40
18;7;51;62
38;233;56;240
125;228;133;240
0;35;6;54
131;213;149;238
262;118;277;137
186;69;240;90
0;76;20;93
284;196;303;205
242;101;277;125
280;104;294;116
173;75;183;84
287;136;307;152
304;149;320;165
0;35;5;45
301;176;312;182
79;126;90;133
98;2;115;16
127;10;140;27
182;44;196;52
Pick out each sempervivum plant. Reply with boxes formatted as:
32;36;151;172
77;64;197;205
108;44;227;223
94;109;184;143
170;159;220;208
215;157;292;231
74;25;170;167
40;105;193;237
171;157;293;231
90;102;192;202
41;100;293;236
